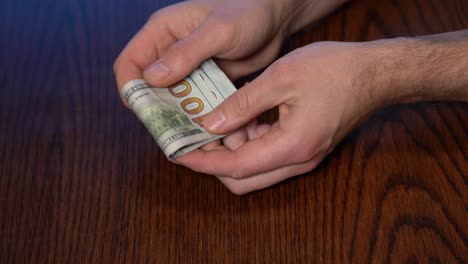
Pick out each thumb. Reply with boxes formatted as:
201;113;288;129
143;17;235;87
203;68;288;134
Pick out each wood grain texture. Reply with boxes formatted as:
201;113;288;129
0;0;466;263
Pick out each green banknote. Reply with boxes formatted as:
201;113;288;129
121;59;236;158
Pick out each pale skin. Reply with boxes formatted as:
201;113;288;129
114;0;468;195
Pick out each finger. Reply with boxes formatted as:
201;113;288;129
203;66;290;134
200;139;223;151
143;15;236;87
222;127;248;151
222;120;270;151
246;121;271;140
217;158;320;195
114;14;178;90
176;128;297;178
245;119;258;139
255;124;272;138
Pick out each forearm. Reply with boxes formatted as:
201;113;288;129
366;30;468;105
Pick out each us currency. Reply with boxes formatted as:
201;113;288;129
121;59;236;159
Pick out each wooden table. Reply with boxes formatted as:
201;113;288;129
1;0;467;262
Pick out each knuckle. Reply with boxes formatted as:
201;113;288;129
289;138;320;163
148;12;159;22
166;41;191;63
207;16;238;50
148;2;191;24
227;185;247;196
148;9;166;22
230;168;248;179
222;181;248;196
113;56;123;75
218;27;237;48
187;164;201;174
192;167;203;174
229;88;250;117
266;60;296;87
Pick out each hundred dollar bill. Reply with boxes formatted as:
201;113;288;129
121;59;236;158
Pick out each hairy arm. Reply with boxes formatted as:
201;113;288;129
366;30;468;105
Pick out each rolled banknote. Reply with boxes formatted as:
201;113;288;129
121;59;236;158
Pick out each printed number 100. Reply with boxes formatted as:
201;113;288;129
168;81;205;128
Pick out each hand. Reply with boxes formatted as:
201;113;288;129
113;0;350;193
113;0;308;163
176;41;388;195
114;0;289;92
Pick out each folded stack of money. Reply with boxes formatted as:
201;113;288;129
121;59;236;158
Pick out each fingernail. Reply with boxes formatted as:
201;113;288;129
205;111;225;132
145;62;170;80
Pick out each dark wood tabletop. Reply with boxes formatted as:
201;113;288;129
1;0;467;263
